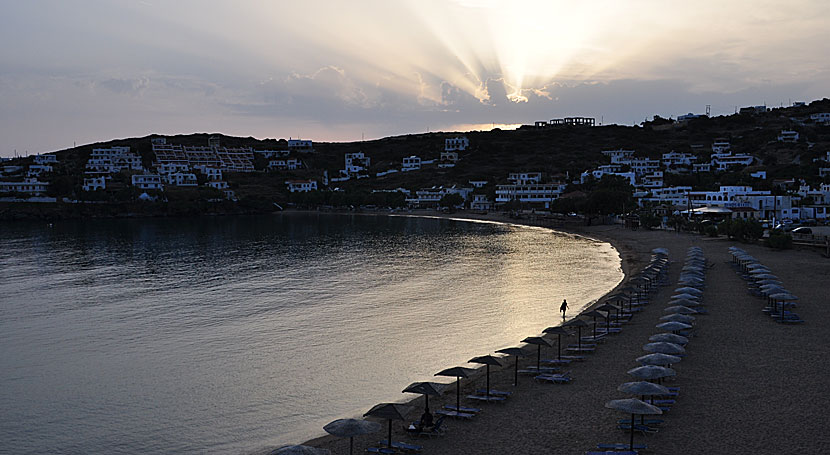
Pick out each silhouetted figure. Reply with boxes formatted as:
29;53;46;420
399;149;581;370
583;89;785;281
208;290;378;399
417;409;434;431
560;299;568;319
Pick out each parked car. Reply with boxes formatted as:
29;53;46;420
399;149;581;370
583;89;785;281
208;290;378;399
791;227;812;235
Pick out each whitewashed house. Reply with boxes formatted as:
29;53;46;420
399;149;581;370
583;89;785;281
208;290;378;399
693;163;712;173
711;152;754;171
638;186;692;208
638;171;664;189
468;180;488;188
164;172;198;187
86;146;143;175
402;156;421;171
286;179;317;192
810;113;830;124
34;154;58;164
131;174;163;190
662;152;697;167
470;194;493;211
194;166;222;181
0;178;49;195
82;177;107;191
629;158;661;176
269;158;302;170
287;139;314;152
207;180;229;190
445;137;469;151
711;139;731;153
601;149;635;164
508;172;542;185
343;152;370;177
778;130;800;143
495;182;567;209
27;164;53;177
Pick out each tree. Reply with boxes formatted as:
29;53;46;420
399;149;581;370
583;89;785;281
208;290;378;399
439;193;464;208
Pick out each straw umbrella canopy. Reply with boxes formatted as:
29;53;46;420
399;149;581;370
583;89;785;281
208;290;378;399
541;326;570;363
752;273;779;281
595;302;622;333
636;353;681;366
664;305;699;315
627;365;676;381
323;419;381;455
495;347;529;386
271;445;331;455
656;321;693;333
583;309;608;338
769;292;798;319
605;398;663;450
669;299;703;308
643;341;685;355
521;336;553;370
659;313;695;324
363;403;415;452
671;293;700;301
564;318;590;351
434;367;476;413
674;287;703;295
469;355;503;400
649;332;689;345
402;382;445;412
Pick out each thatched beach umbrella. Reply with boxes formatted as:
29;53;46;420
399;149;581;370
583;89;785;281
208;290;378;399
769;292;798;320
541;326;570;364
363;403;414;452
627;365;676;382
649;332;689;345
323;419;381;455
656;321;693;333
674;286;703;295
636;353;681;366
521;336;553;371
659;313;695;324
643;341;685;355
469;355;503;400
583;309;608;338
495;347;529;386
664;305;699;315
434;367;476;413
605;398;663;451
402;382;445;412
564;318;590;351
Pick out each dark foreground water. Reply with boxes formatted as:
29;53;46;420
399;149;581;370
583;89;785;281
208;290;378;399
0;213;622;454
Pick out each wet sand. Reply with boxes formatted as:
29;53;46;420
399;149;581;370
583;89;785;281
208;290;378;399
303;216;830;454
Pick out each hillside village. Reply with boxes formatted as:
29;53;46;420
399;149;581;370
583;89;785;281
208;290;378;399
3;99;830;226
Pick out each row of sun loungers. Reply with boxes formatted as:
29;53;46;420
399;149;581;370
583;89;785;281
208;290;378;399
588;247;708;454
729;247;805;324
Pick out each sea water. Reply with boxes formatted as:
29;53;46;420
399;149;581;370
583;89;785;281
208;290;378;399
0;213;622;454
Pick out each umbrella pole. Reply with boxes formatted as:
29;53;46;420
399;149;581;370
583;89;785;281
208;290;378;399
578;327;582;351
536;345;541;371
350;436;354;455
425;394;429;412
456;377;461;412
388;420;392;450
630;413;635;450
557;334;562;361
593;318;597;338
514;356;518;386
486;364;490;399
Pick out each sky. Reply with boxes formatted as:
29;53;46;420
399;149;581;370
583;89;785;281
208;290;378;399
2;0;830;156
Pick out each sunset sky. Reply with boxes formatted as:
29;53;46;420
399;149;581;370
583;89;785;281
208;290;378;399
2;0;830;156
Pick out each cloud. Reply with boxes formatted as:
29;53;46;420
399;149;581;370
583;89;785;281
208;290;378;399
96;77;150;95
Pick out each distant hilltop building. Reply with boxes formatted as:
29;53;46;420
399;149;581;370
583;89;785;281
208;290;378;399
287;139;314;152
534;117;595;128
739;105;767;115
152;136;255;173
444;136;469;151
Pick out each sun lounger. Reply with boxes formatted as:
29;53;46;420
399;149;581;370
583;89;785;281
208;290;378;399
565;346;596;353
585;451;637;455
597;443;647;450
475;388;512;396
466;394;506;403
617;423;657;434
581;335;607;343
617;418;663;426
534;371;572;384
559;355;586;361
379;439;423;452
442;404;481;413
435;409;474;419
366;447;395;454
651;399;675;405
542;358;572;365
518;366;559;374
413;416;446;437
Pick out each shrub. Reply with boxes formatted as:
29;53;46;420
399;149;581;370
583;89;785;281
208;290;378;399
705;225;719;237
765;232;793;249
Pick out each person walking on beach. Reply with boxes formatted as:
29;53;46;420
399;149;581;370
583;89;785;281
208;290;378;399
560;299;568;319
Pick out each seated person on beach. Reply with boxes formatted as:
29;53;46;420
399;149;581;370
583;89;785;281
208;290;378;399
417;409;434;431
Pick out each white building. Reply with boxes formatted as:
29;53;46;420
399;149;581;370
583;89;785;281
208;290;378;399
639;186;692;207
508;172;542;185
439;151;459;167
468;180;488;188
495;182;567;209
751;171;767;180
406;186;473;207
157;162;191;175
693;163;712;173
194;165;222;181
810;113;830;124
581;169;636;186
711;139;731;154
27;164;53;177
778;130;800;143
255;149;291;159
711;152;754;171
286;179;317;192
629;158;661;176
82;177;106;191
601;149;635;164
164;172;198;187
343;152;371;177
86;146;143;175
34;154;58;164
470;194;493;211
688;186;770;209
0;178;49;195
207;180;229;190
402;156;421;171
662;152;697;167
638;171;664;189
269;158;302;170
678;113;706;121
287;139;314;152
445;137;469;151
131;174;163;190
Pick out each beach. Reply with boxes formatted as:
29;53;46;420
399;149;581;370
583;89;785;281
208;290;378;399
304;215;830;454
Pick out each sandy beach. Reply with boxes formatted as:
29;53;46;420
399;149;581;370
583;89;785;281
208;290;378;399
303;214;830;454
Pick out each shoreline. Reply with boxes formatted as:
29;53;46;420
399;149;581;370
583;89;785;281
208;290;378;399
299;210;644;451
